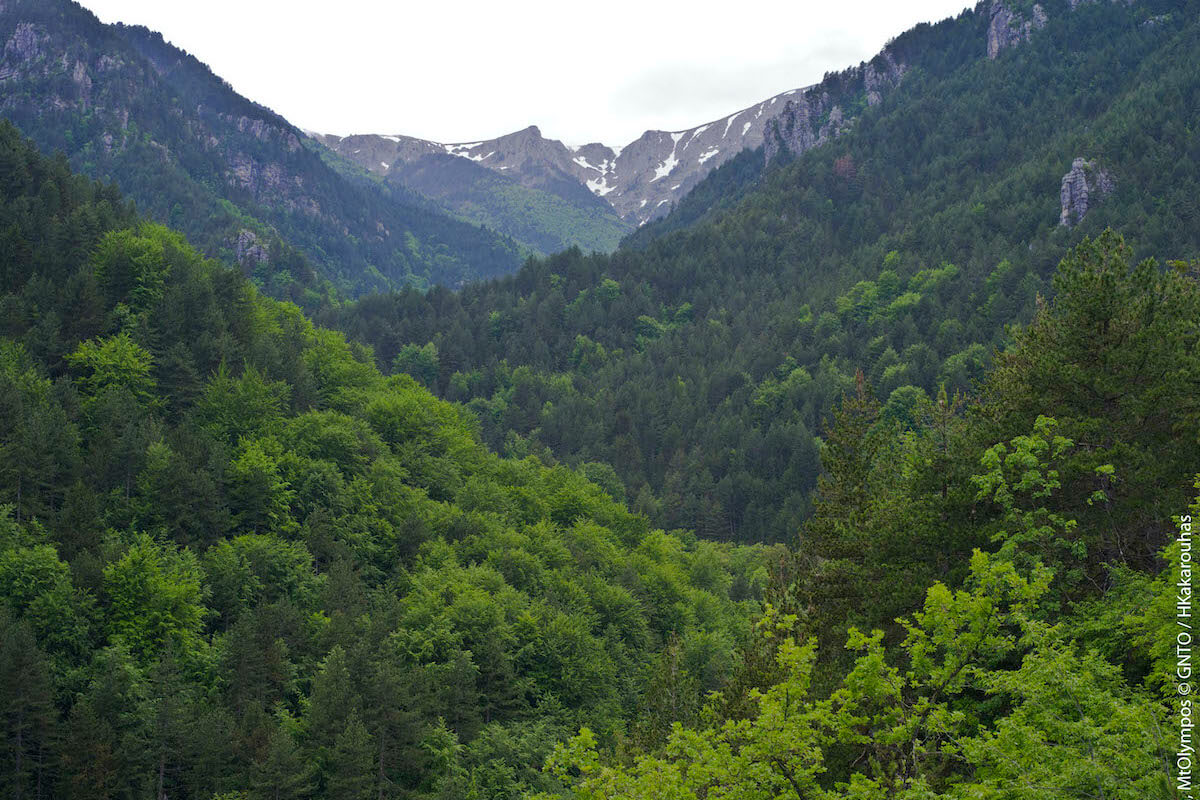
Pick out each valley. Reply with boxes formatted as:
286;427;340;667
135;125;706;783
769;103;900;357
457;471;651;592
0;0;1193;798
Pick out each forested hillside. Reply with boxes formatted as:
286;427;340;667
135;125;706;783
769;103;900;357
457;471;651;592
0;123;773;798
324;0;1200;544
0;0;524;300
544;226;1197;799
1;0;1196;797
1;113;1192;795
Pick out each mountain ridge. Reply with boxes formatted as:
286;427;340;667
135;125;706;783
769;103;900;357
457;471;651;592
0;0;524;297
317;86;810;228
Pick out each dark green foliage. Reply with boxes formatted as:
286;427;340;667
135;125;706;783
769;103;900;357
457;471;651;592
2;1;1197;796
545;221;1190;800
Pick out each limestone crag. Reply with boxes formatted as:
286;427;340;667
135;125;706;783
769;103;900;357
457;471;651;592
987;1;1048;59
234;228;269;268
1059;157;1114;227
763;93;845;163
4;20;42;62
763;48;905;163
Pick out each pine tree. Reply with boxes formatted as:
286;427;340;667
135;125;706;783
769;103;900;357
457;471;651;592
250;724;310;800
326;714;374;800
0;615;57;800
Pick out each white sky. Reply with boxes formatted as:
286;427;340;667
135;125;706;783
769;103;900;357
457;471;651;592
78;0;971;147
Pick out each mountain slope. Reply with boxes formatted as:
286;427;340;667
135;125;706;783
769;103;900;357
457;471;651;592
318;32;914;236
323;0;1199;544
0;119;774;798
318;87;812;230
317;132;634;255
0;0;522;297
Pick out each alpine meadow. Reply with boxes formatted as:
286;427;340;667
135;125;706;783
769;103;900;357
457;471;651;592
0;0;1195;799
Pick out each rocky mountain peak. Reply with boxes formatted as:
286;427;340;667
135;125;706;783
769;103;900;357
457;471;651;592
319;87;803;227
317;0;1124;234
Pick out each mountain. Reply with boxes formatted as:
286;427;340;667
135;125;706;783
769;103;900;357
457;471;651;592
0;0;1193;797
324;0;1199;545
315;127;634;255
318;88;811;231
318;34;910;248
0;0;523;299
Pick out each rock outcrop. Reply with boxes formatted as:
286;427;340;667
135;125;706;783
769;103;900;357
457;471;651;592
763;48;905;163
321;38;911;227
763;93;844;162
987;1;1048;59
233;228;269;268
1059;157;1114;227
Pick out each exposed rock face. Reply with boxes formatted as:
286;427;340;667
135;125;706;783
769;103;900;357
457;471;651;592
1059;157;1114;227
4;21;43;63
763;93;847;162
234;228;269;268
987;1;1048;59
864;50;905;106
324;0;1115;227
0;0;522;290
763;48;904;163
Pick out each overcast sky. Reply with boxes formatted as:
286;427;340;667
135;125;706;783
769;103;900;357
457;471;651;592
79;0;971;146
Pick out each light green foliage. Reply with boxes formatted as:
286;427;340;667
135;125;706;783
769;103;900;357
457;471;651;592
394;341;441;387
963;623;1170;799
195;364;290;443
548;553;1169;799
0;178;767;796
92;224;176;313
227;438;298;535
66;332;156;408
101;534;209;665
2;24;1196;796
972;415;1085;574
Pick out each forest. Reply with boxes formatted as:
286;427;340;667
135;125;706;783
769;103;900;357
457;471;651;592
0;124;773;798
323;0;1200;544
0;0;1196;798
0;116;1194;798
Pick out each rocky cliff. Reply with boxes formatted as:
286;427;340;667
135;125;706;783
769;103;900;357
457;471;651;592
762;48;905;163
987;0;1048;59
1059;157;1114;227
321;0;1142;231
